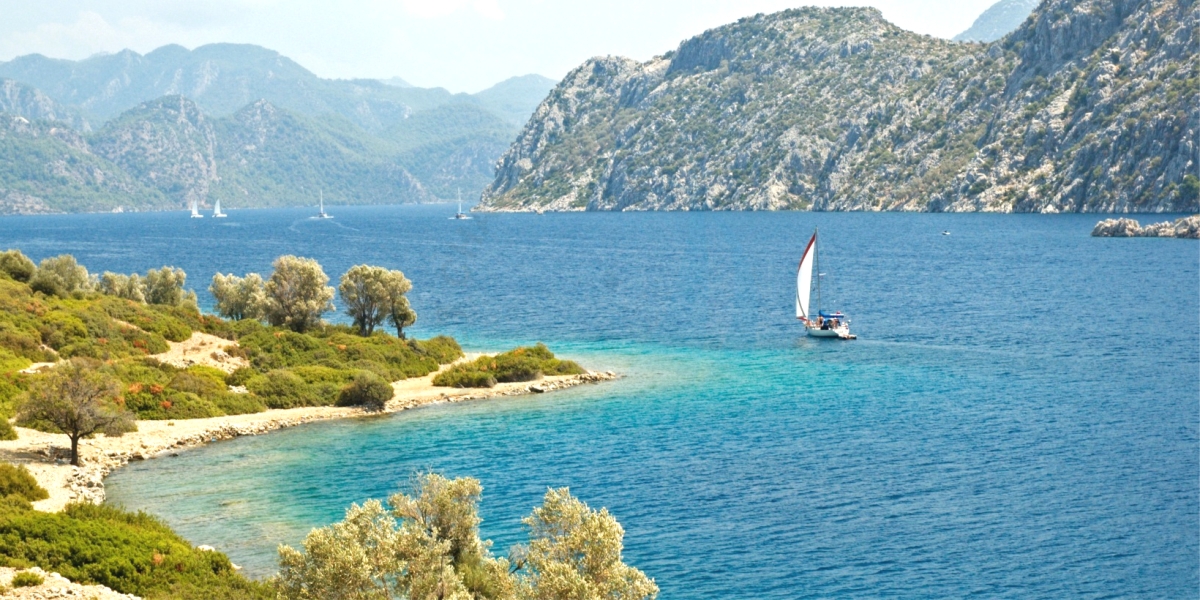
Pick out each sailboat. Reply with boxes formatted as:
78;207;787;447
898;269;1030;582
189;199;203;219
212;198;227;218
452;189;472;220
316;191;333;219
796;228;856;340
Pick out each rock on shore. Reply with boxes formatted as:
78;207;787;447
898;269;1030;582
0;567;139;599
1092;215;1200;238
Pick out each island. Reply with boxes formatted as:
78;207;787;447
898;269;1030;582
1091;215;1200;239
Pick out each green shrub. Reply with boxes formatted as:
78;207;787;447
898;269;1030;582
0;250;35;283
210;392;266;416
246;370;321;409
337;372;394;411
0;502;271;599
224;367;257;387
11;571;42;587
0;419;15;441
432;344;583;388
0;463;48;502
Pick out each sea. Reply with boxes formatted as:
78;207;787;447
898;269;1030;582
2;205;1196;598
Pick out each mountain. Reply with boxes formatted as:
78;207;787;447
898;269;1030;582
478;0;1198;213
0;44;562;212
0;114;167;214
471;75;560;126
953;0;1041;42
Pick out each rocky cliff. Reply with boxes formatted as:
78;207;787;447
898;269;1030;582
479;0;1198;213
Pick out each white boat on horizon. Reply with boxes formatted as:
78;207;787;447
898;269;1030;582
212;198;227;218
452;189;472;220
796;228;856;340
189;199;203;219
315;191;333;219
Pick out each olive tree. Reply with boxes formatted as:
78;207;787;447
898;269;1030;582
276;474;657;600
98;272;146;302
339;265;391;336
339;266;415;337
29;255;90;298
16;361;136;466
263;256;335;333
210;273;266;321
383;272;416;339
0;249;35;282
143;266;194;306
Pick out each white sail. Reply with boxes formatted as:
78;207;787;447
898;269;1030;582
796;231;817;321
190;199;202;218
213;199;224;217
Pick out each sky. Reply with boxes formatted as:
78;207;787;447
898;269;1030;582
0;0;999;93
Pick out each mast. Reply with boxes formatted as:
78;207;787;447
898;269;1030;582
815;228;822;316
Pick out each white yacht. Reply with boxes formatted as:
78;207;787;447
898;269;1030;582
316;191;333;219
189;199;203;218
796;228;855;340
212;198;227;218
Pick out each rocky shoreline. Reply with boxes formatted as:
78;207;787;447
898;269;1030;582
1091;215;1200;238
1;371;617;512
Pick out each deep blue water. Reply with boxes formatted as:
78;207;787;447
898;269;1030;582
2;206;1196;598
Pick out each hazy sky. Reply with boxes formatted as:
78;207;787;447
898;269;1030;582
1;1;998;93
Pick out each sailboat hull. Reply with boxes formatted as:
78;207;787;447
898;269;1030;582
805;325;856;340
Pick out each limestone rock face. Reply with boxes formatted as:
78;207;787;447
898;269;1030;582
1092;215;1200;238
480;0;1198;214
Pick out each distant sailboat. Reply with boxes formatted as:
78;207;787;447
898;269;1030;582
453;190;472;220
189;199;203;219
796;228;855;340
316;191;333;219
212;198;227;218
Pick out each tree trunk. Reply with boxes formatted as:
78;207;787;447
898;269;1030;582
395;325;406;340
70;434;81;466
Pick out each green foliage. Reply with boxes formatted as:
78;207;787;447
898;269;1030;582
11;571;43;587
209;273;265;321
0;418;15;441
0;502;272;599
245;370;323;409
337;371;394;411
0;463;48;503
29;255;90;298
0;250;35;283
276;473;657;600
433;344;584;388
338;264;413;337
16;360;136;465
263;256;335;333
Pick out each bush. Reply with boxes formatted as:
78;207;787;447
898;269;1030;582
11;571;43;587
0;502;272;599
246;370;322;409
0;250;35;283
0;419;15;441
224;367;257;387
432;344;584;388
0;463;48;503
337;372;394;411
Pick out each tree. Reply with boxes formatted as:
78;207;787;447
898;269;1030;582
382;272;416;339
518;488;658;600
143;266;191;306
339;265;391;336
263;256;335;333
275;474;656;600
16;361;136;466
0;249;35;282
210;273;266;321
29;255;90;298
98;272;146;303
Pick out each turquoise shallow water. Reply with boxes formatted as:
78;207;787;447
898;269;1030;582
2;206;1196;597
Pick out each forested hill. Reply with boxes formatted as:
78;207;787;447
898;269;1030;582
0;44;557;214
478;0;1199;213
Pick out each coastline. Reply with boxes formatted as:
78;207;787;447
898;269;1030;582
0;367;617;513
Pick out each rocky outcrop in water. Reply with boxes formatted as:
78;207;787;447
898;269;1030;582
1092;215;1200;238
479;0;1198;214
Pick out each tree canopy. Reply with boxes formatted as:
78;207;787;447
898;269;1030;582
263;256;336;333
16;360;136;466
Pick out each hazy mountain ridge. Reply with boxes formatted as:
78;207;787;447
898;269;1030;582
0;44;558;213
479;0;1198;213
954;0;1041;42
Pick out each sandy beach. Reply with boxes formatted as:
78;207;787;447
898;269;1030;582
0;333;616;512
